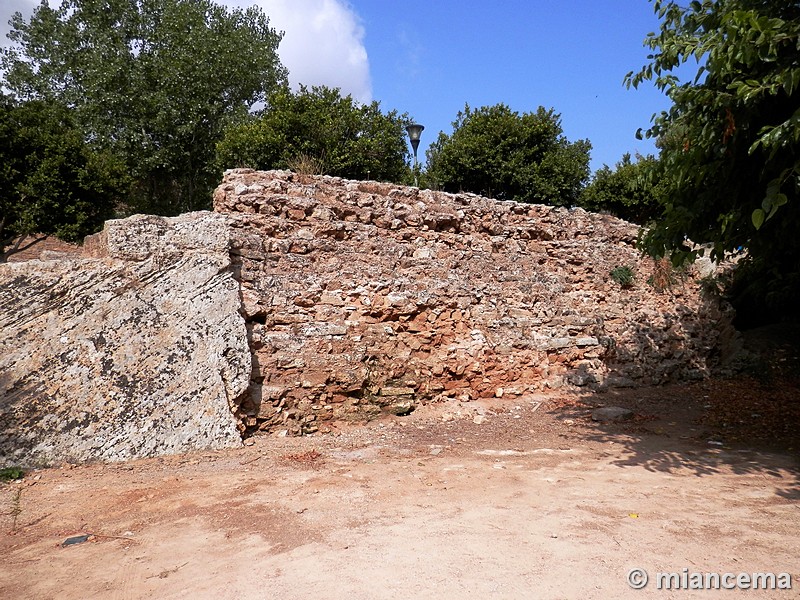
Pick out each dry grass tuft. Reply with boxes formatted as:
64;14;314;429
286;154;325;183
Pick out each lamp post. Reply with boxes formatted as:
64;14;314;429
405;123;424;187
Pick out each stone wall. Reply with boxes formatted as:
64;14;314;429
0;213;250;466
0;169;735;464
214;169;735;436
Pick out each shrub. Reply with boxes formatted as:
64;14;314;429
610;266;634;288
0;467;25;482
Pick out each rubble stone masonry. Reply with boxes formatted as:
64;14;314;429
214;170;736;436
0;169;736;464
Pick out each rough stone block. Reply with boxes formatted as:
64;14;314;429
0;212;250;466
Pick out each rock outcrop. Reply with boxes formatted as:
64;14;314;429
0;212;250;466
214;170;735;435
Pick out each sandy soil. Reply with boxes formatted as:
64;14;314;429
1;383;798;599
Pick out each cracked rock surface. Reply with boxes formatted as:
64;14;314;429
0;212;250;465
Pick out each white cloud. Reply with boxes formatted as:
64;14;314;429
1;0;373;104
226;0;372;103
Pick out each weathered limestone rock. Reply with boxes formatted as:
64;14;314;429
0;212;250;466
214;169;736;433
591;406;635;422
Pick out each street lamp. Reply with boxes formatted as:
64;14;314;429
405;123;424;187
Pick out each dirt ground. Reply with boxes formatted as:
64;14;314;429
1;378;798;600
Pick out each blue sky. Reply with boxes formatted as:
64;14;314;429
351;0;672;172
2;0;676;173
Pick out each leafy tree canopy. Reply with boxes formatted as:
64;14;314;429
1;0;287;215
626;0;800;324
1;96;127;261
579;153;663;225
217;85;412;183
424;103;591;205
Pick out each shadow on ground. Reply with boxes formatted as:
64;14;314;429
545;375;800;501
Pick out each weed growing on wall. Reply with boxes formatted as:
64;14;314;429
610;266;634;288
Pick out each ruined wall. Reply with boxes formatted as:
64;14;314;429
214;170;735;435
0;213;250;466
0;169;735;464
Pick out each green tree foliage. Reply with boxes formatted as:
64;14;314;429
1;0;286;215
424;103;591;204
579;153;663;224
1;96;127;261
217;85;411;183
626;0;800;324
